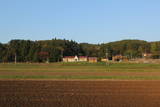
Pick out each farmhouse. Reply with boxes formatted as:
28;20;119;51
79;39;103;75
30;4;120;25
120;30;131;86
63;56;98;63
88;57;97;63
79;56;88;62
143;53;152;58
112;55;128;62
63;56;78;62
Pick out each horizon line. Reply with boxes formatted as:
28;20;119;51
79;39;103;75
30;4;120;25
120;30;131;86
0;38;159;44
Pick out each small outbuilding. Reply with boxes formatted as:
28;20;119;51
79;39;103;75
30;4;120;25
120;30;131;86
63;56;78;62
101;58;108;62
112;55;128;62
79;56;88;62
88;57;97;63
143;53;152;58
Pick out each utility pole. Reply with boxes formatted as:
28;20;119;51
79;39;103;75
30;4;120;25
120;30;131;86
106;49;109;72
61;49;63;62
15;53;17;64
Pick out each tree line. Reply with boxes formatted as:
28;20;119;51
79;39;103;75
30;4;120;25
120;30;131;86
0;39;160;63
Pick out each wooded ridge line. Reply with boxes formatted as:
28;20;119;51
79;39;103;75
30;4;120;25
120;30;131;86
0;38;160;62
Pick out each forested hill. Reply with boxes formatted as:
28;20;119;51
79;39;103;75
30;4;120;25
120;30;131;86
0;39;160;62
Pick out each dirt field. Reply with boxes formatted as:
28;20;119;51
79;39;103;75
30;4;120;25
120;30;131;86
1;80;160;107
2;71;160;76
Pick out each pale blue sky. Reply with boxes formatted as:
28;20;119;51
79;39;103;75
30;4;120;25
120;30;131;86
0;0;160;43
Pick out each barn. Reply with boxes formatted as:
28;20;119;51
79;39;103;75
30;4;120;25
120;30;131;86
88;57;97;63
63;56;79;62
79;56;88;62
112;55;128;62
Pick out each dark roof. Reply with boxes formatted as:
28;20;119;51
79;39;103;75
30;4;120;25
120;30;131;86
64;56;75;58
88;57;97;59
79;56;88;58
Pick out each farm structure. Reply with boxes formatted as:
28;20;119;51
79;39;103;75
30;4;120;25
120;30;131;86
88;57;98;63
112;55;128;62
101;58;108;62
143;53;153;58
63;56;79;62
63;55;129;63
100;55;128;62
79;56;88;62
63;56;97;62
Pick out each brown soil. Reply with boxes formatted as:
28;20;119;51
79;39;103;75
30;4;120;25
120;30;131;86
1;71;160;76
0;80;160;107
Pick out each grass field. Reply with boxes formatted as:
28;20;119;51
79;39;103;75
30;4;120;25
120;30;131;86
1;62;160;79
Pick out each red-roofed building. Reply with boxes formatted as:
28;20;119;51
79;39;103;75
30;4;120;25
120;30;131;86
88;57;97;63
63;56;78;62
63;56;98;62
112;55;128;62
79;56;88;62
143;53;152;58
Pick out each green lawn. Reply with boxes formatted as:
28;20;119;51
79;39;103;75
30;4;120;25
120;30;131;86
0;62;160;79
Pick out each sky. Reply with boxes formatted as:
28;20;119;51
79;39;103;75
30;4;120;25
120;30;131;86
0;0;160;44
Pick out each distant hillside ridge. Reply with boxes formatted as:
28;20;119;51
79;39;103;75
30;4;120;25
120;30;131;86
0;39;160;62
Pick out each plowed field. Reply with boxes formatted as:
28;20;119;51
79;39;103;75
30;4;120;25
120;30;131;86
1;80;160;107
